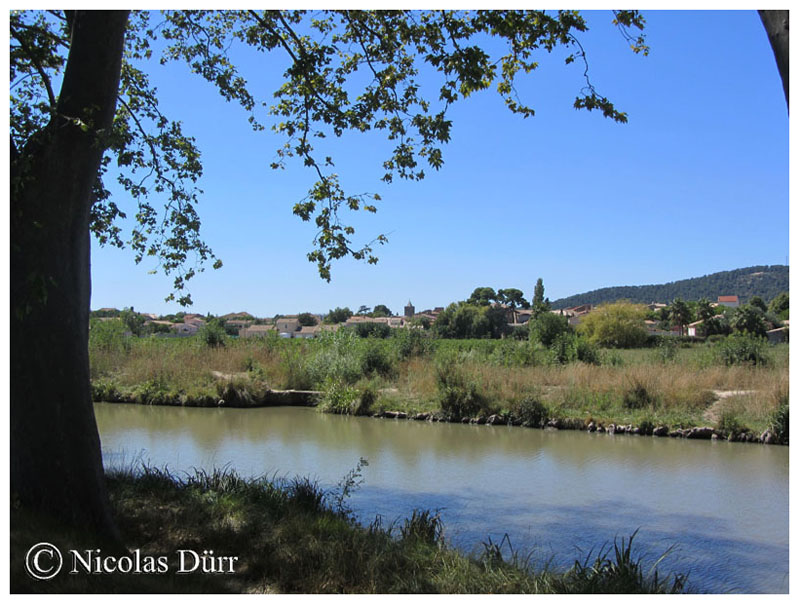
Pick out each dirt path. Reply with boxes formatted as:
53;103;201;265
703;390;758;424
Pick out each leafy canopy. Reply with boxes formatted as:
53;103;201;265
577;300;648;348
10;9;646;303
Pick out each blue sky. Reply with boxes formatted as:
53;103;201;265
89;9;789;317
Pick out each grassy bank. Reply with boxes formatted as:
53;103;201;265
11;467;688;593
90;329;789;440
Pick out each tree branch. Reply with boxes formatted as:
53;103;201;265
10;24;58;109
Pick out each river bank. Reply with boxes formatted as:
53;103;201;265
90;332;789;445
11;466;688;593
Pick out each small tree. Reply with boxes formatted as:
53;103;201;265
198;318;227;347
298;312;319;326
371;304;392;318
768;291;789;320
578;301;648;348
466;287;497;307
668;298;693;337
531;278;550;318
325;307;353;324
731;304;768;337
497;288;528;323
529;312;570;347
696;297;715;323
119;307;145;336
748;295;768;312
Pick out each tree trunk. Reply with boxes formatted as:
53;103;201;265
758;10;789;108
10;11;129;540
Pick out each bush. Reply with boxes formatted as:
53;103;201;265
89;318;130;352
307;330;363;385
578;301;648;348
602;350;624;367
318;379;360;414
716;409;748;437
281;346;314;390
353;322;391;339
549;332;577;365
623;379;656;410
769;393;789;444
198;320;227;348
715;333;769;366
435;357;486;419
489;340;539;367
352;384;377;416
359;340;394;377
394;328;430;360
511;396;550;427
575;336;600;365
530;312;570;347
653;338;679;363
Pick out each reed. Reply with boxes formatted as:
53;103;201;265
90;334;788;433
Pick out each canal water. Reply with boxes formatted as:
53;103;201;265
94;402;789;593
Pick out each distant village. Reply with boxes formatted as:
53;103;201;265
91;293;789;344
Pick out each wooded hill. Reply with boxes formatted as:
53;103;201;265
550;265;789;309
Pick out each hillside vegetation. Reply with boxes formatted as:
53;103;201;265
550;266;788;309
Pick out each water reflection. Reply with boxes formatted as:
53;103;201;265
95;403;789;593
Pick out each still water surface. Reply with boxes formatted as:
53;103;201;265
94;402;789;593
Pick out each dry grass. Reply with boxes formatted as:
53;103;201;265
91;337;788;431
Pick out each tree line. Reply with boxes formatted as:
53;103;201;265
550;265;789;310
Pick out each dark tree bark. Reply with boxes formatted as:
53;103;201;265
758;10;789;109
10;11;129;540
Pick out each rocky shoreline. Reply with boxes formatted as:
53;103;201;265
371;409;785;445
94;389;786;446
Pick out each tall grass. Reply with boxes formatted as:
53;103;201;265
11;465;690;594
89;332;788;432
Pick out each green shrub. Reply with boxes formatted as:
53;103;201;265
549;332;577;365
359;340;394;377
91;379;123;402
490;340;539;367
318;379;360;414
134;375;172;405
602;350;624;367
638;418;655;435
281;347;314;390
769;394;789;444
577;302;649;349
530;312;571;347
216;377;257;406
197;320;226;348
435;357;486;419
352;383;378;416
715;333;769;366
394;328;430;360
512;396;550;427
575;336;600;365
653;338;679;363
353;322;391;338
716;409;748;437
307;330;363;385
89;318;130;353
623;379;656;410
